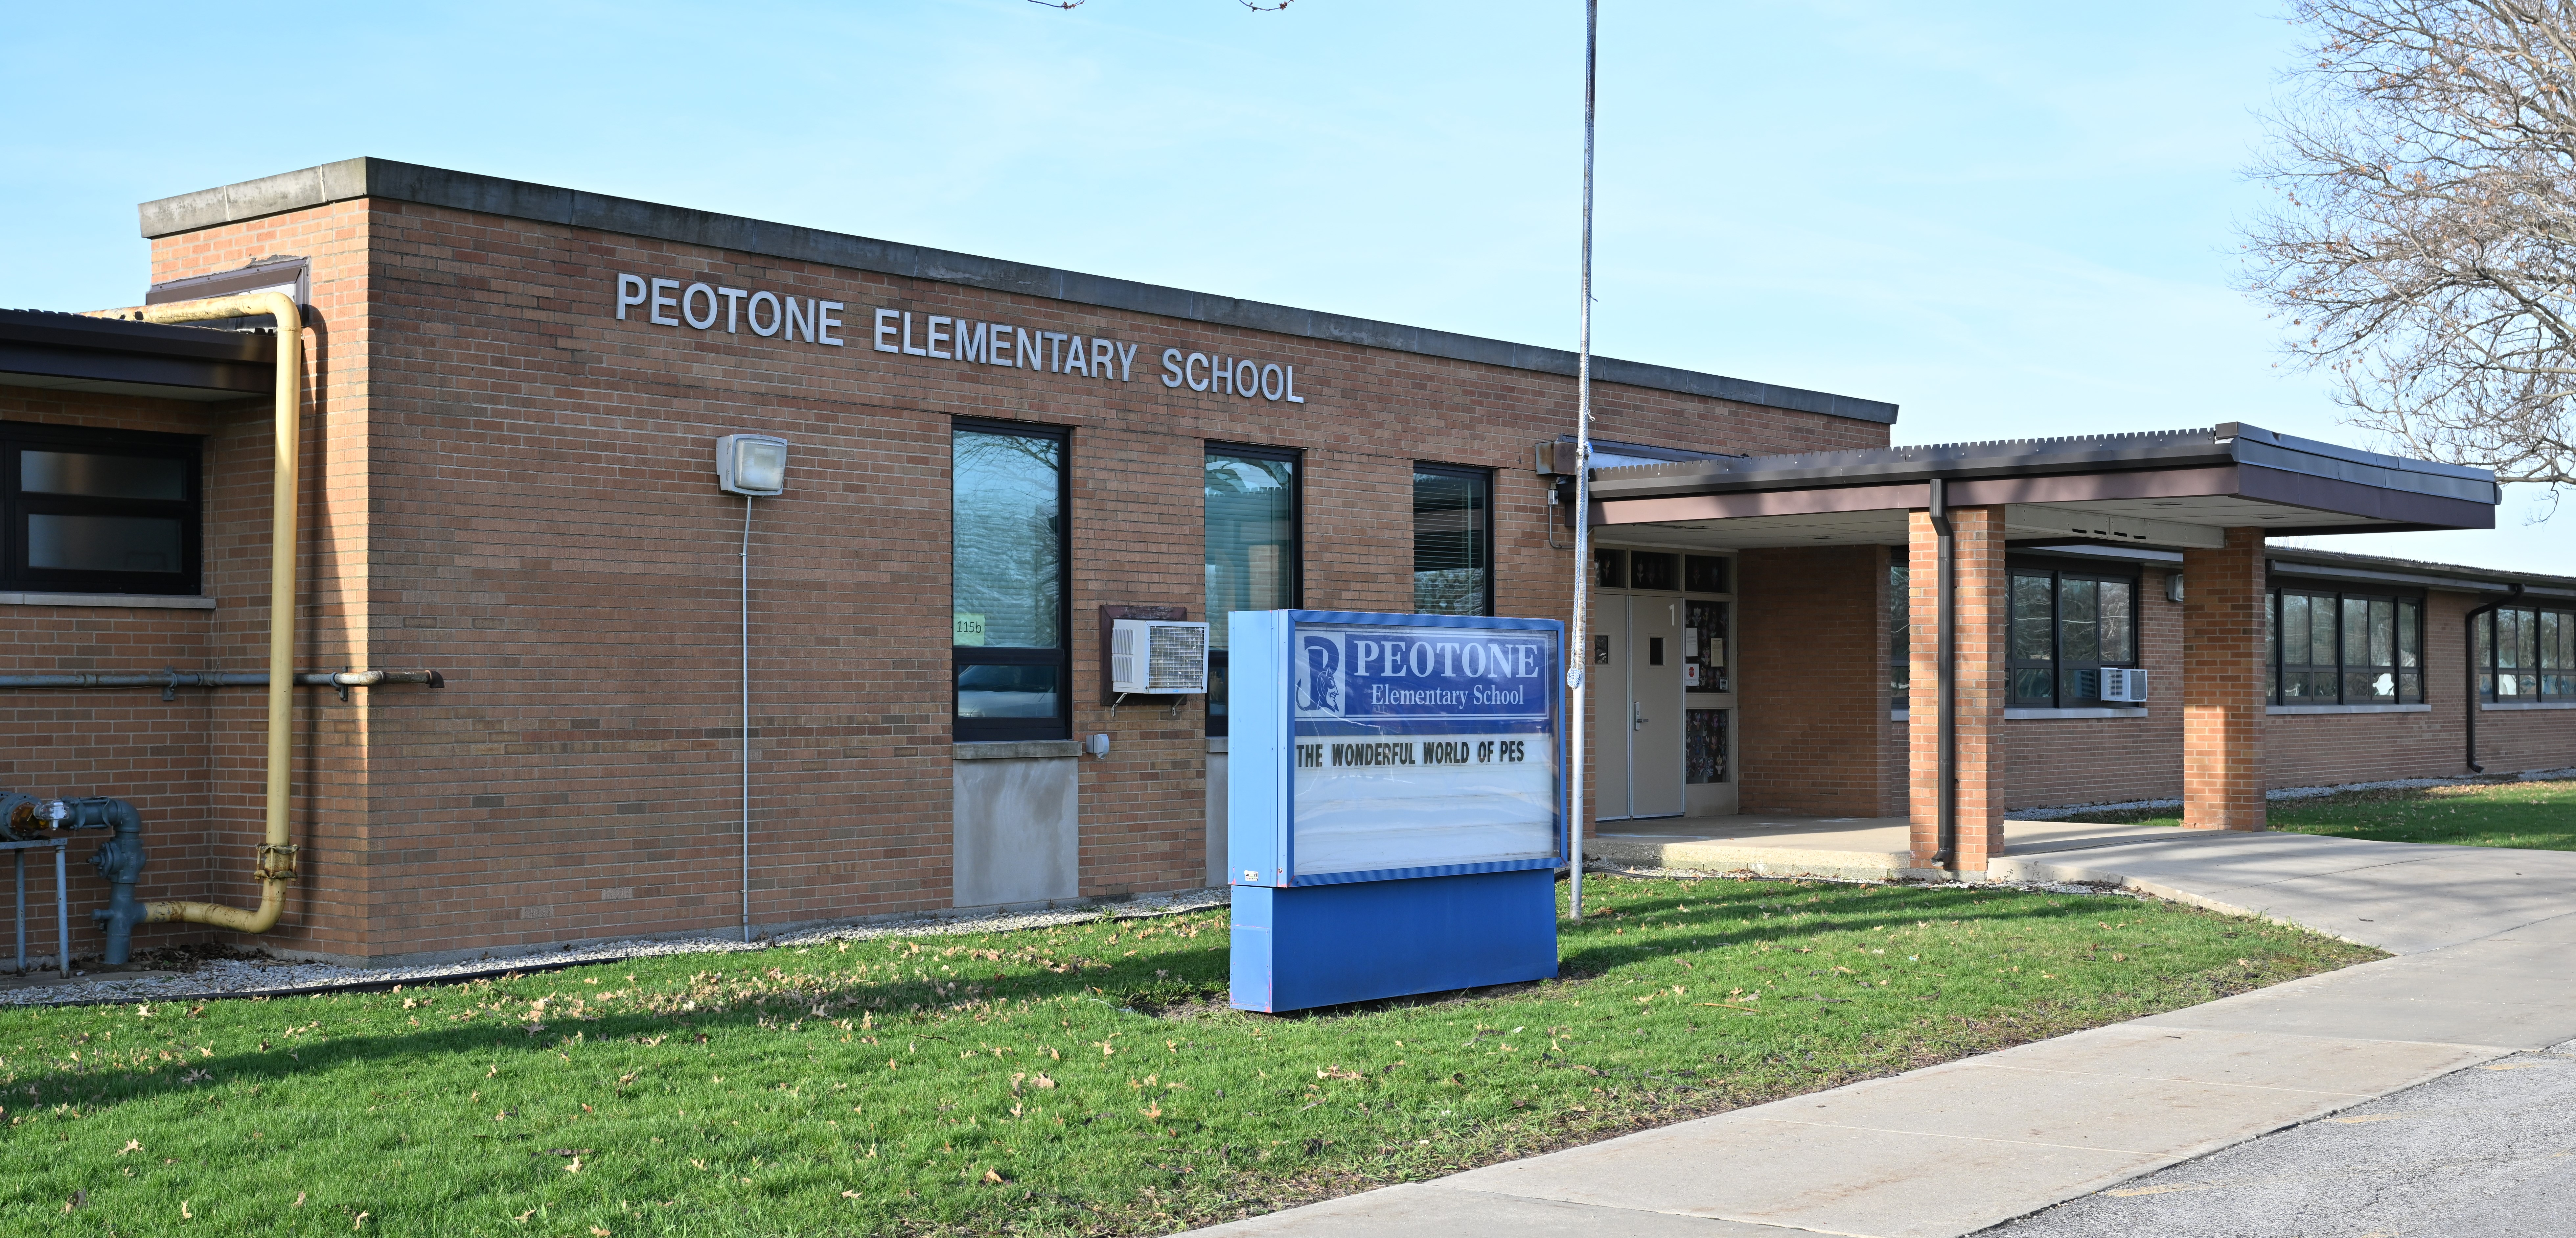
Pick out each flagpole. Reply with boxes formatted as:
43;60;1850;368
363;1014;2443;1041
1566;0;1598;922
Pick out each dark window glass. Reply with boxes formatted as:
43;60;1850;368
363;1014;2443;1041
2266;591;2280;705
2009;572;2055;707
2007;564;2139;707
1629;551;1678;591
1684;555;1729;594
1686;709;1729;784
22;451;187;500
2270;587;2425;705
2480;606;2576;702
1592;548;1625;588
1206;444;1300;737
1889;560;1910;709
3;423;200;596
1411;465;1490;616
1687;599;1729;694
952;422;1070;742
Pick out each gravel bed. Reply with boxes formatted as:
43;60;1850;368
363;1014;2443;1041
1588;863;2132;899
1;887;1231;1009
2011;767;2576;821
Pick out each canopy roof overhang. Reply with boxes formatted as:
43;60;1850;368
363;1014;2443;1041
1575;423;2500;551
0;309;275;403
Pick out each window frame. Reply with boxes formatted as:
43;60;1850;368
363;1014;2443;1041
1204;441;1304;739
1410;461;1494;618
2476;602;2576;703
951;416;1073;744
2267;584;2425;706
2;419;203;597
2005;558;2142;709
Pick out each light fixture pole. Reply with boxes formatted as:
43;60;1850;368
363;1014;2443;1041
1566;0;1598;922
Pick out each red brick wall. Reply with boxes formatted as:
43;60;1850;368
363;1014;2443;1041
0;378;323;955
0;194;1896;961
1739;545;1892;815
1907;506;2008;869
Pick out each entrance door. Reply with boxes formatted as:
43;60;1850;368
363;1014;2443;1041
1589;595;1631;818
1589;592;1686;821
1628;596;1685;817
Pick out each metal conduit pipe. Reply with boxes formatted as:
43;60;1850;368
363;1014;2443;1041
2464;583;2524;774
0;670;442;691
129;291;305;935
1930;478;1957;868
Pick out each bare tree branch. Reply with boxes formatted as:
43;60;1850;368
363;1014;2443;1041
2243;0;2576;489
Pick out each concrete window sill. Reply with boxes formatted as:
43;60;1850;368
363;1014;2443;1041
2269;704;2432;715
0;592;216;610
2482;701;2576;712
2004;707;2148;720
1206;737;1228;754
953;740;1084;760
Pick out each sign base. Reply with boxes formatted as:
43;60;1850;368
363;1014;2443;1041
1229;868;1558;1013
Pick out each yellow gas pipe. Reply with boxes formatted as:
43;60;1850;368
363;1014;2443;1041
129;292;304;933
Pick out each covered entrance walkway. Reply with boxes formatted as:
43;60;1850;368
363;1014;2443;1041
1558;423;2501;876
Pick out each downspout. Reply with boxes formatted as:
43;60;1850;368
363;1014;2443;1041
2464;583;2523;774
128;292;304;933
1929;478;1956;868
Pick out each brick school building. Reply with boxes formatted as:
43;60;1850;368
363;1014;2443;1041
0;158;2567;964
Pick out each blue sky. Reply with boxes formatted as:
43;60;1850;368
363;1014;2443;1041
4;1;2562;571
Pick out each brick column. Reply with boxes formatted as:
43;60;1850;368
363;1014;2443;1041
2181;528;2268;830
1908;505;2007;873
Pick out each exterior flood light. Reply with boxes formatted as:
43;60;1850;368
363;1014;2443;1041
716;434;790;496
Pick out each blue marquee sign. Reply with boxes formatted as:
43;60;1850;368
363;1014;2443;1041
1230;610;1565;1012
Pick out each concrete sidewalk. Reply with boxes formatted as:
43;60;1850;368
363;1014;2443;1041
1183;832;2576;1237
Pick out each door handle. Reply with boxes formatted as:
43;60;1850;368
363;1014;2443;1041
1633;701;1646;730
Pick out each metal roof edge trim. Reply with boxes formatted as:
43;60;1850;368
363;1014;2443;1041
0;309;277;364
1586;423;2501;507
137;158;1900;425
2266;548;2576;597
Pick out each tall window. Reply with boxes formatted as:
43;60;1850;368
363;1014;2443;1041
2007;564;2138;708
2268;588;2422;705
1888;560;1910;709
1412;464;1491;616
2476;604;2575;702
953;421;1069;742
3;421;201;596
1205;444;1300;737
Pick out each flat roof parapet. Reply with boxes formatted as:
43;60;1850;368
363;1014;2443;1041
138;158;1900;425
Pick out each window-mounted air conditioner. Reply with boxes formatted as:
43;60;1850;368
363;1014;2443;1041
2100;668;2150;703
1110;619;1209;694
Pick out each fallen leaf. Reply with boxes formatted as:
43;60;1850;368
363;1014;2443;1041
983;1169;1006;1184
840;1190;860;1199
294;1193;306;1208
1034;1073;1056;1089
566;1156;584;1173
354;1213;370;1230
182;1200;194;1219
590;1227;610;1236
118;1138;141;1156
512;1210;534;1224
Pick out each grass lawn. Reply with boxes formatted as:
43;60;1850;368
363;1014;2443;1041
2058;778;2576;851
0;876;2376;1237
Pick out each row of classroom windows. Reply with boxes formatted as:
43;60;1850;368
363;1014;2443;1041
950;421;1500;742
1882;561;2576;709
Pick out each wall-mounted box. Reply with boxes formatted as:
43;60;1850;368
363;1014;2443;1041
1109;619;1208;693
